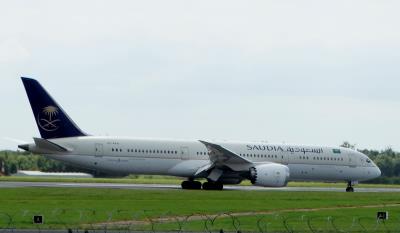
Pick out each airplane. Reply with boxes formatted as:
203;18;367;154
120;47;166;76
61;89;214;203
18;77;381;192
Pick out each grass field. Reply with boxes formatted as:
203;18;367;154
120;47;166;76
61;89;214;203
0;187;399;232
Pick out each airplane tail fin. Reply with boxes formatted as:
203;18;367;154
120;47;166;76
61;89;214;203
21;77;87;139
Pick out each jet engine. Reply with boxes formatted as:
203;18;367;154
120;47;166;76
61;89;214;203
249;163;290;187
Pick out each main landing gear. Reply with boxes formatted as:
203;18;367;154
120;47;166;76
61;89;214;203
181;180;202;190
346;181;354;192
181;180;224;190
202;182;223;190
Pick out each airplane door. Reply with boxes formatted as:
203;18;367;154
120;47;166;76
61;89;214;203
180;147;189;160
95;143;103;157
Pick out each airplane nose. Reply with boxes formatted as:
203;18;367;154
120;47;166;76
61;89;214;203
373;166;381;178
376;166;381;177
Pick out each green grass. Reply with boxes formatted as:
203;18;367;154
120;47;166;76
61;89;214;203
0;187;399;231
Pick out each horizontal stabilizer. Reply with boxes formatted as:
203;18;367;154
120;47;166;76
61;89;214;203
33;138;70;152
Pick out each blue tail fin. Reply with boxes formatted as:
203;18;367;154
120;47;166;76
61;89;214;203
21;77;87;139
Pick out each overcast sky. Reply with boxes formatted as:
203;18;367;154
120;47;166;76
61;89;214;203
1;1;400;151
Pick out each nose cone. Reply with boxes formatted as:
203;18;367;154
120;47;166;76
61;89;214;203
370;166;381;179
375;166;382;178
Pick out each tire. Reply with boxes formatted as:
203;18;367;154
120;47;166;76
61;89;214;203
181;181;202;190
192;181;202;189
181;181;190;189
202;182;223;190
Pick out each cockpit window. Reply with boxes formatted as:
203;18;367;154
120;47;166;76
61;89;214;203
332;149;341;154
366;159;371;163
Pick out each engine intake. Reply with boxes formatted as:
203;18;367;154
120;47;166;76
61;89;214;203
249;163;290;187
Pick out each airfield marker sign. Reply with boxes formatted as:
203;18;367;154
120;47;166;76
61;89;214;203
377;211;388;220
33;215;43;224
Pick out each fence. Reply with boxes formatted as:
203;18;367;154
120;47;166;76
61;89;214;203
0;209;398;232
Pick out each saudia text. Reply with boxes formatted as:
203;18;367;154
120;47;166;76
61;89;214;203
246;145;323;154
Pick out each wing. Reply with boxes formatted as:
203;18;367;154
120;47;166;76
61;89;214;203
198;140;253;171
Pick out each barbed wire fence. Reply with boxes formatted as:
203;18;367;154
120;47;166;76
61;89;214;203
0;209;398;232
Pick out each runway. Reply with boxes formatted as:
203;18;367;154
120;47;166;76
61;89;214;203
1;181;400;192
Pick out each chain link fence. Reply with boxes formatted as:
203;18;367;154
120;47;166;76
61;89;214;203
0;209;398;232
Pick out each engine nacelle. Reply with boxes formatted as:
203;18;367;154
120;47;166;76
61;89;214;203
249;163;290;187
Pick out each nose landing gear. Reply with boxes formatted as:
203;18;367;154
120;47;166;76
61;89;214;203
346;181;354;192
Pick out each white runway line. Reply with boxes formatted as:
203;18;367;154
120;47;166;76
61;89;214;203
1;181;400;192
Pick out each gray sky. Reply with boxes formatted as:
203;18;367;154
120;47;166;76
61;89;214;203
1;1;400;150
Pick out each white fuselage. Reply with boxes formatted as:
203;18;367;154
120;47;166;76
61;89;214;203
42;136;380;183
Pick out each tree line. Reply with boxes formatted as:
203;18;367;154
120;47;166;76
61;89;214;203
0;151;91;176
0;142;399;183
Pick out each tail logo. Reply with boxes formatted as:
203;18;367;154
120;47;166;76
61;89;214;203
37;106;60;132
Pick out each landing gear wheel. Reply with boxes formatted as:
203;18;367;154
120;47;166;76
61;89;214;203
181;181;202;190
202;182;223;190
346;181;354;192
